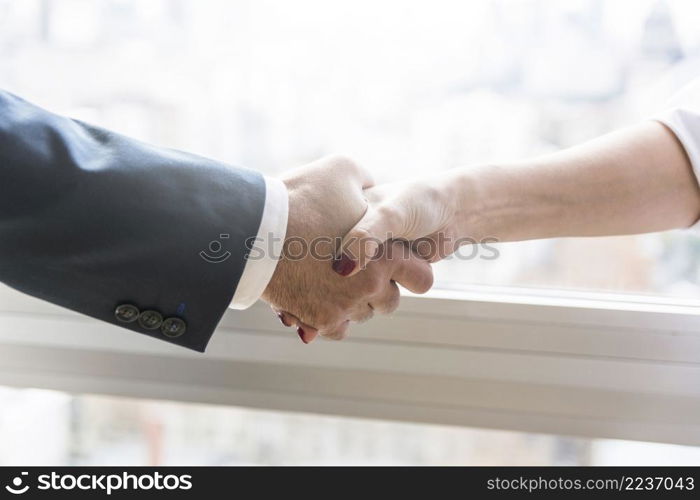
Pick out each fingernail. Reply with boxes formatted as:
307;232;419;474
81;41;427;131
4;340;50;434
277;313;291;327
297;327;309;344
332;254;356;276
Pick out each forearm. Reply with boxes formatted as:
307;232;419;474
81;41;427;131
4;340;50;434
0;90;267;352
449;121;700;242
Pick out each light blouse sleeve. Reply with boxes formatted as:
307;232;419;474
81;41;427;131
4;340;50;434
654;78;700;229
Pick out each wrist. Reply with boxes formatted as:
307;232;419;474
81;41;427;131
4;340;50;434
438;165;487;241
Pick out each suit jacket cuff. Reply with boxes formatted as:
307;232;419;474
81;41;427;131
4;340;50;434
229;175;289;309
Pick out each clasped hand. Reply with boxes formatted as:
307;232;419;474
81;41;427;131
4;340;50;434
262;155;440;343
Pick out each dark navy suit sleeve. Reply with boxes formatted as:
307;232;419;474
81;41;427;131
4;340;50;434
0;91;267;352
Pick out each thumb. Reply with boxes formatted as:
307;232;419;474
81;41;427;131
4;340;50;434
333;205;409;277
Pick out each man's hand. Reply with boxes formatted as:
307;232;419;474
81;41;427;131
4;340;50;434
261;156;433;343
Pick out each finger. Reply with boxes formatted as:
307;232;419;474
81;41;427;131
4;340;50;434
276;310;319;344
334;204;407;277
368;279;401;314
346;159;375;189
275;310;294;327
297;321;319;344
320;320;350;341
412;234;456;263
388;242;434;294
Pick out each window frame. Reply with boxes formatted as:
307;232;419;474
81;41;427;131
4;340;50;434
0;283;699;446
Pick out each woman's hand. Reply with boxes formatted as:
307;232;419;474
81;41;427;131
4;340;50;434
334;121;700;280
333;172;468;278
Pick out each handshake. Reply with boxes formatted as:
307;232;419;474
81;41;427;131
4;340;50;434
262;155;464;344
261;118;700;343
2;87;693;352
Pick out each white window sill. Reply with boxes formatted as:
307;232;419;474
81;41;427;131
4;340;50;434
0;283;699;446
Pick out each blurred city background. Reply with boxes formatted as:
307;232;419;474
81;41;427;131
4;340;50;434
1;0;700;465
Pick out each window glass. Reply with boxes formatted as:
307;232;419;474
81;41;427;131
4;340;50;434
2;387;698;465
2;0;700;298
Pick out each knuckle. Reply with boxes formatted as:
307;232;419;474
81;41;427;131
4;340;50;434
415;269;434;294
321;329;347;341
320;320;350;341
314;305;347;331
326;154;358;173
375;284;400;313
325;154;372;184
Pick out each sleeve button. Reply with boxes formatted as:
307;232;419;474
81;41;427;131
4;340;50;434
138;310;164;330
161;317;187;338
115;304;140;323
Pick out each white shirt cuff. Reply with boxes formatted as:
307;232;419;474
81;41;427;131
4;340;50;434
229;175;288;309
